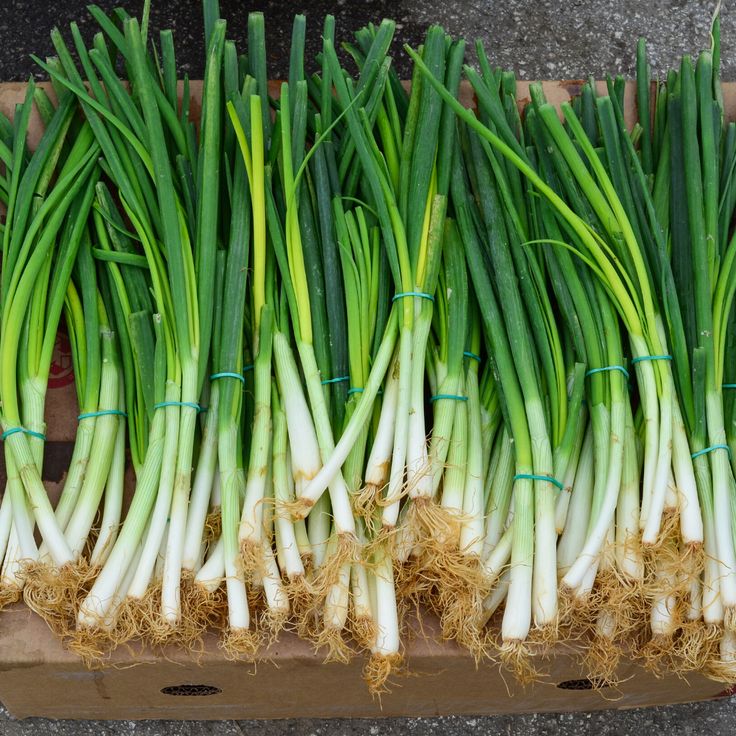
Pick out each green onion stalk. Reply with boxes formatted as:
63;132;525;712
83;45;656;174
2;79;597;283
413;51;696;629
230;80;292;644
325;199;382;656
272;78;358;561
4;146;100;614
449;139;538;659
293;25;406;519
159;18;224;633
298;21;422;686
685;51;736;621
0;85;100;598
182;23;254;584
401;32;462;518
467;130;561;640
59;12;199;641
525;93;637;617
662;42;736;661
219;93;272;652
61;300;122;565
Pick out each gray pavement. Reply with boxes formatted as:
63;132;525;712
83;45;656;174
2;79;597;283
1;0;735;732
2;698;736;734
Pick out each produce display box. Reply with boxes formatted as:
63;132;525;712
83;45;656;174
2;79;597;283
0;79;733;720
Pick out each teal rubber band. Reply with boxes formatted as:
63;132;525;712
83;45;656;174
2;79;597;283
1;426;46;442
723;384;736;389
210;371;245;384
347;387;364;396
463;351;481;362
392;291;434;303
585;365;630;379
78;410;127;421
430;394;468;403
631;354;672;365
513;473;565;492
322;376;350;386
691;444;732;460
154;401;201;412
243;364;254;373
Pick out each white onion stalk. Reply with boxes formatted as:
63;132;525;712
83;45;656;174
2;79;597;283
439;375;468;546
53;416;96;532
3;457;38;565
0;494;14;575
483;429;515;556
78;406;167;628
126;385;180;601
239;330;273;549
502;477;533;643
161;360;199;625
562;332;627;593
273;332;321;503
194;536;225;594
260;471;285;620
272;396;306;581
308;496;332;571
459;366;484;557
90;408;127;568
296;341;356;538
706;390;736;611
64;330;120;559
0;526;27;599
371;541;400;659
480;569;511;626
3;430;71;566
219;424;251;633
405;301;435;501
297;314;398;506
381;325;412;528
615;401;643;581
362;356;399;494
557;427;600;575
481;523;513;586
527;398;558;627
182;384;220;571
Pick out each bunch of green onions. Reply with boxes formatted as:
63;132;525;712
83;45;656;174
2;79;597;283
2;0;736;694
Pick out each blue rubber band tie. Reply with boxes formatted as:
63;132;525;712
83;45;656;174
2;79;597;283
210;371;246;384
430;394;468;403
723;384;736;389
586;365;630;379
348;387;364;396
78;410;127;421
513;473;565;492
631;355;672;365
392;291;434;303
321;376;350;386
154;401;201;412
691;444;732;460
1;426;46;442
243;364;254;373
463;351;481;363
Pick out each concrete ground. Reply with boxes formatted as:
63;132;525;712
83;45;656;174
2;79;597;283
0;0;735;732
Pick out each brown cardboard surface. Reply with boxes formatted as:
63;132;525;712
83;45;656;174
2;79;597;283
0;604;725;720
0;80;732;719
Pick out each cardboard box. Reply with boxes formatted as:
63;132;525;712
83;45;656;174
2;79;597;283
0;81;732;720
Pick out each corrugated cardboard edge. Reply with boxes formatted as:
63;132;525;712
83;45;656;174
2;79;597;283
0;603;725;720
0;80;732;719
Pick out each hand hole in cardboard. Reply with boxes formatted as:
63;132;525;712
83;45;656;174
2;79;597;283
160;684;222;697
557;678;611;691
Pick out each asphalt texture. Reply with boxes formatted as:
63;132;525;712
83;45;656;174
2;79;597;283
1;0;736;732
